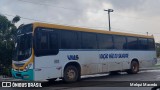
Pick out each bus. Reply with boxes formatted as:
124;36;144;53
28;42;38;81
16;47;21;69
12;22;157;82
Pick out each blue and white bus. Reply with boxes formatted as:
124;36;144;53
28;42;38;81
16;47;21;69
12;22;157;82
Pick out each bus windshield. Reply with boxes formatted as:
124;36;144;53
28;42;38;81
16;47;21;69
13;24;32;61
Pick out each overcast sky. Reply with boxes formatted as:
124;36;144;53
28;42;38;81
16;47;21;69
1;0;160;42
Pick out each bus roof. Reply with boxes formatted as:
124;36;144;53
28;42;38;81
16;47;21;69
33;22;154;39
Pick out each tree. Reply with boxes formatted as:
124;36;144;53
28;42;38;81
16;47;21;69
0;14;20;74
12;15;20;24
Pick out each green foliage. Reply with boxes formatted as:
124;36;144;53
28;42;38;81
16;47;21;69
12;15;20;24
0;14;20;75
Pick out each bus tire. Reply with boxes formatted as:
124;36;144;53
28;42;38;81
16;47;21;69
63;65;79;83
127;60;139;74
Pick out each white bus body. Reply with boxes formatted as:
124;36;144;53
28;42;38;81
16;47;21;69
12;22;157;82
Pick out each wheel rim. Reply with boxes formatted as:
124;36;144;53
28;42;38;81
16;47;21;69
67;69;76;80
132;63;138;72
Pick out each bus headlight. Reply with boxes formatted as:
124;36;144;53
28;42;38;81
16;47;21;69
24;63;32;71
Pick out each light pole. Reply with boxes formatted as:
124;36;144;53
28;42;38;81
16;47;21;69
104;9;114;31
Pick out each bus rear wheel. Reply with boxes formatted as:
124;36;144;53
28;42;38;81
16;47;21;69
63;65;79;83
127;60;139;74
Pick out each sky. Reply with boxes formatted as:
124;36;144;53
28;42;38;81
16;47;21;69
0;0;160;42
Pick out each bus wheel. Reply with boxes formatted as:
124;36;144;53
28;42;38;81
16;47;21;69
63;65;79;83
127;60;139;74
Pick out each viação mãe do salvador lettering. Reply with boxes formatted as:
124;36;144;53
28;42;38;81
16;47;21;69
99;53;129;59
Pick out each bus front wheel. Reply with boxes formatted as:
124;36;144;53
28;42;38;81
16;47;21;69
127;60;139;74
63;65;79;83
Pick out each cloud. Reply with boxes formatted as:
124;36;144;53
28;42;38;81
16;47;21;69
108;0;160;17
107;0;144;10
1;0;160;42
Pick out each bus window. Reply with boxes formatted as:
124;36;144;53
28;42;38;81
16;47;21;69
81;32;97;49
148;39;155;50
127;37;138;50
113;35;127;49
138;38;148;50
39;31;48;50
35;27;59;56
49;31;58;50
61;30;79;49
97;34;113;49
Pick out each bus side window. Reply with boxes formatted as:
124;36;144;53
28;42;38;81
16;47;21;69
60;30;79;49
48;30;59;54
127;37;138;50
138;38;148;50
49;31;58;50
35;28;48;50
35;27;59;56
40;31;48;50
97;34;114;49
81;32;98;49
148;39;155;50
113;35;127;50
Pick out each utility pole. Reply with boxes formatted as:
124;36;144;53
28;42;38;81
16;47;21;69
104;9;114;31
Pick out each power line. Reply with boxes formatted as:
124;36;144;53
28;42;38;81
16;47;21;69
7;0;160;25
1;13;52;23
1;12;156;36
0;12;108;29
14;0;146;20
0;8;151;34
13;0;160;24
16;0;81;12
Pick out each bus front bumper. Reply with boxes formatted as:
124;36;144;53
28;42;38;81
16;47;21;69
11;69;34;80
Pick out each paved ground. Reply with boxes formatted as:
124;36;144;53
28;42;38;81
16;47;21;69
0;69;160;90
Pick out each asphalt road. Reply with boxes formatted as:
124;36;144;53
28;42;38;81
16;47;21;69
1;69;160;90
